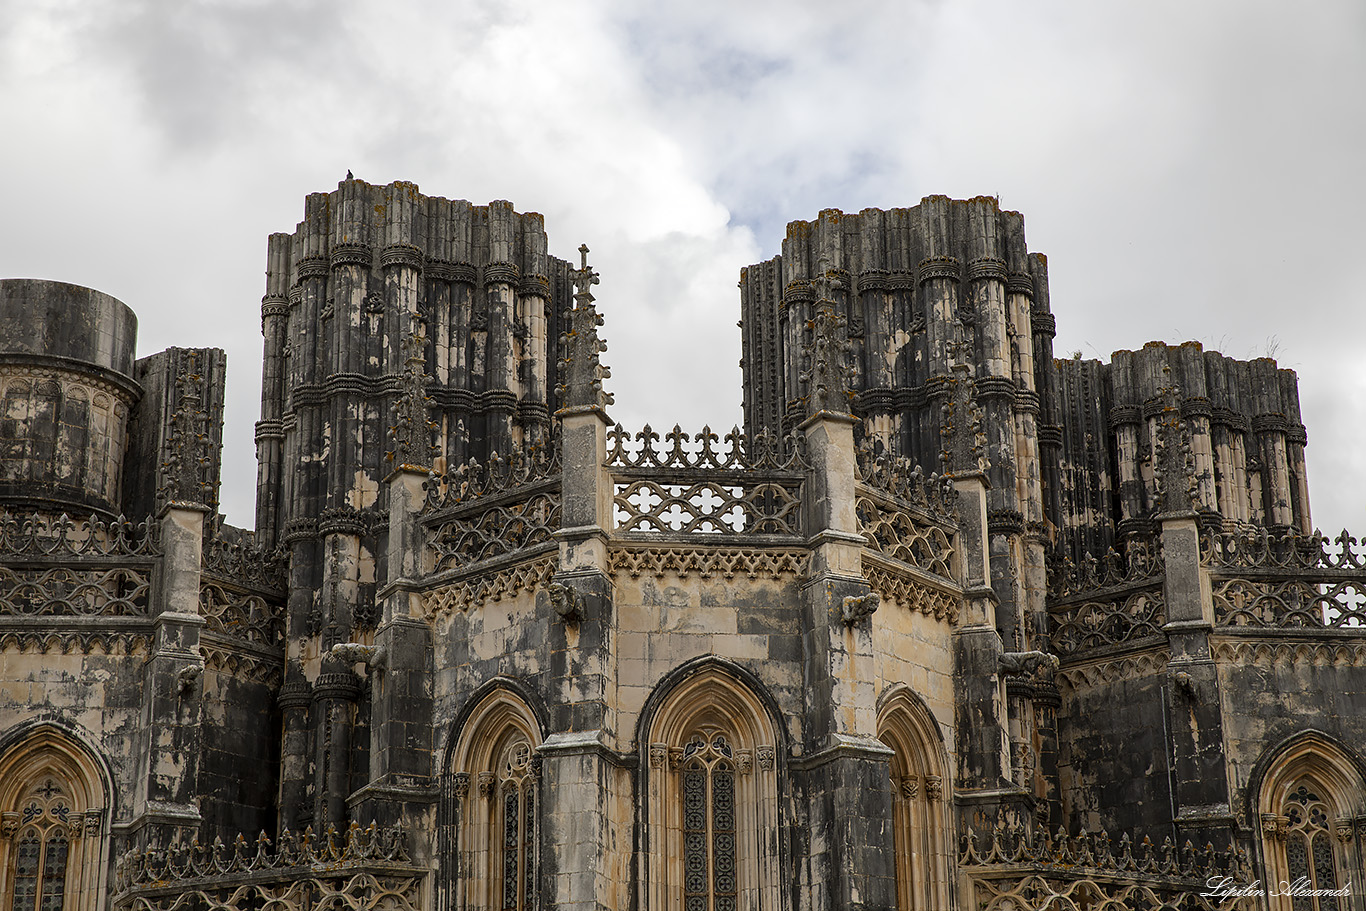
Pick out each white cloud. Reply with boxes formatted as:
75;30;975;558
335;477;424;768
0;0;1361;536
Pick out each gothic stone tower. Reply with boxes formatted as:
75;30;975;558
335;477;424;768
5;185;1366;911
255;179;579;834
738;198;1359;884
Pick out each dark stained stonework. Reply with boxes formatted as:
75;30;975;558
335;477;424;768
1;185;1363;911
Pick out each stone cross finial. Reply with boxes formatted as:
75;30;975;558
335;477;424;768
1151;368;1197;514
571;243;599;303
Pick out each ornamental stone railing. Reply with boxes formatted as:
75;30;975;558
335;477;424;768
421;447;563;577
960;823;1255;911
422;445;561;512
1203;528;1366;630
0;510;159;618
1047;535;1166;657
113;822;423;911
607;424;806;539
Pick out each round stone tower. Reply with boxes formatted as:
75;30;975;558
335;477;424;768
0;279;140;514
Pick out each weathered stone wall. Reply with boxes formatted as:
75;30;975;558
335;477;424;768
1216;643;1366;822
195;667;281;839
1055;655;1174;839
0;642;149;823
871;596;957;755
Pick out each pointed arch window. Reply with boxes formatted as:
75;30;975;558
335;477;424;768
680;730;738;911
9;778;71;911
443;689;542;911
497;740;536;911
1280;782;1342;909
1257;736;1363;911
641;665;782;910
878;688;953;911
0;729;108;911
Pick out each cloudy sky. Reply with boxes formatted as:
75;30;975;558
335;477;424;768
1;0;1363;538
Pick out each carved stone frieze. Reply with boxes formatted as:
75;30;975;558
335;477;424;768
607;546;808;581
420;555;557;617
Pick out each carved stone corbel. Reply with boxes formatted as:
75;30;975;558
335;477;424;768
999;651;1059;680
841;592;880;625
547;582;583;622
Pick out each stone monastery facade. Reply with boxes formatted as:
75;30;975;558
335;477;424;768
1;178;1365;911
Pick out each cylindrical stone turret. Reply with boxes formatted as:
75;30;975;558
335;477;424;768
0;279;140;514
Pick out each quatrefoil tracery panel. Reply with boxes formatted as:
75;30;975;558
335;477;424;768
614;480;801;536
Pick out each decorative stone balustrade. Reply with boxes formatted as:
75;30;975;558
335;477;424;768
608;424;806;540
112;822;422;911
961;822;1255;911
1204;528;1366;629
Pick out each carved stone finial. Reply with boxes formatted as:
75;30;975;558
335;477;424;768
938;370;989;476
159;349;216;511
557;245;614;412
800;265;855;418
387;314;438;469
1151;372;1198;514
571;243;600;303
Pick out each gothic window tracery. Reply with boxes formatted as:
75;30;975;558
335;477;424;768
444;690;542;911
498;740;536;911
680;730;738;911
1281;783;1341;910
0;729;107;911
642;665;781;910
1257;736;1363;911
8;778;71;911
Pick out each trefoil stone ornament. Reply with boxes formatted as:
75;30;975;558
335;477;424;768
556;244;614;412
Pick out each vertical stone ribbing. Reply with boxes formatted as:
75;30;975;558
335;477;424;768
256;233;291;547
259;178;577;840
